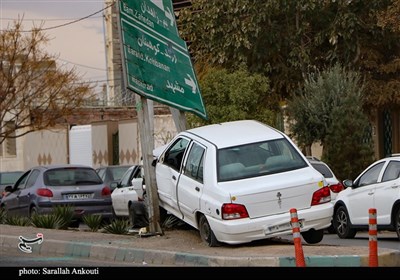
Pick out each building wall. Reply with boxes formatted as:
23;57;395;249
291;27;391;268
23;126;68;169
92;121;118;168
118;120;140;165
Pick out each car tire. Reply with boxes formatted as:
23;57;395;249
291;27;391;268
29;206;37;217
301;228;324;244
333;206;356;239
395;207;400;241
199;215;220;247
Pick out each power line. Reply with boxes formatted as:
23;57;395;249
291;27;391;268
57;57;106;71
0;16;102;21
1;1;115;32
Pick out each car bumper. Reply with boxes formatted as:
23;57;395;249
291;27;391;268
37;201;113;219
207;203;333;245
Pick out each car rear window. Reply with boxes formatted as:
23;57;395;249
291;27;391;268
44;168;103;186
218;138;308;182
311;163;334;178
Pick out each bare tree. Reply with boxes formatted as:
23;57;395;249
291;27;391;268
0;19;96;144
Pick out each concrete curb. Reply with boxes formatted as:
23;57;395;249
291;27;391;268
2;234;399;267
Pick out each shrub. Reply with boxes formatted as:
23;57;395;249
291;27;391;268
0;207;7;224
53;205;75;229
82;214;103;232
102;218;129;234
5;215;31;226
30;214;63;229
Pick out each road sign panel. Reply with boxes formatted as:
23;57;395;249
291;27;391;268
119;0;207;119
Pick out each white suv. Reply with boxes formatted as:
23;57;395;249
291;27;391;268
333;155;400;240
154;120;333;246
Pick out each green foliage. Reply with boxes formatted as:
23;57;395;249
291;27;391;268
102;218;130;235
187;67;279;128
161;214;185;229
178;0;400;108
52;205;74;229
82;214;103;232
30;214;64;229
287;63;374;179
5;215;31;226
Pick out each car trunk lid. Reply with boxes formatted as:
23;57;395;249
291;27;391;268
222;168;324;218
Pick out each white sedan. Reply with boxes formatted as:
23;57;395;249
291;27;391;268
110;165;144;217
333;154;400;240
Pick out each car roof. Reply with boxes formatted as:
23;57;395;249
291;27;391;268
184;120;285;148
32;164;95;170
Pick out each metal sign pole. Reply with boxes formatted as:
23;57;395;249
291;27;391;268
115;0;161;235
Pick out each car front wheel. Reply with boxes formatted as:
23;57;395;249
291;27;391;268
198;215;220;247
333;206;357;239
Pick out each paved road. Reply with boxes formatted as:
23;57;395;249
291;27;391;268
1;224;399;267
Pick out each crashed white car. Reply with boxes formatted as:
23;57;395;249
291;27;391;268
154;120;333;246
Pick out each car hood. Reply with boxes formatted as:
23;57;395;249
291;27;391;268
153;144;168;159
219;168;325;218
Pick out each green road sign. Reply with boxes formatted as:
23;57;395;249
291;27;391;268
119;0;207;119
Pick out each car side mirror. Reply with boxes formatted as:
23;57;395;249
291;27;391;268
4;185;13;192
151;159;157;167
342;179;353;189
110;181;119;189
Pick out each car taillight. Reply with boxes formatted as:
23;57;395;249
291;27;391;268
221;203;249;220
311;186;331;206
36;188;53;197
101;186;111;196
329;182;344;193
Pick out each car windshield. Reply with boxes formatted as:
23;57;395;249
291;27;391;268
44;168;103;186
110;166;131;181
217;138;308;182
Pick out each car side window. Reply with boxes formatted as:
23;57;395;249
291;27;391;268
25;170;40;189
382;160;400;182
120;167;134;188
163;137;190;171
183;143;205;183
13;171;30;190
356;162;385;187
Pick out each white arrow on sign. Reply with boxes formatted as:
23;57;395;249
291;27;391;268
184;74;197;94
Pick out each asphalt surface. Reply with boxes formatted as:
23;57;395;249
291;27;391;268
1;224;399;267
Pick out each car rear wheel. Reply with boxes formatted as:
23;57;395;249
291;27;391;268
199;215;220;247
301;228;324;244
333;206;356;239
29;206;37;217
395;207;400;241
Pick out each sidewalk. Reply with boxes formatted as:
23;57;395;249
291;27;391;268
1;224;399;267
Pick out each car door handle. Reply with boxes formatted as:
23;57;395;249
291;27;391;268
368;191;374;195
195;187;200;192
